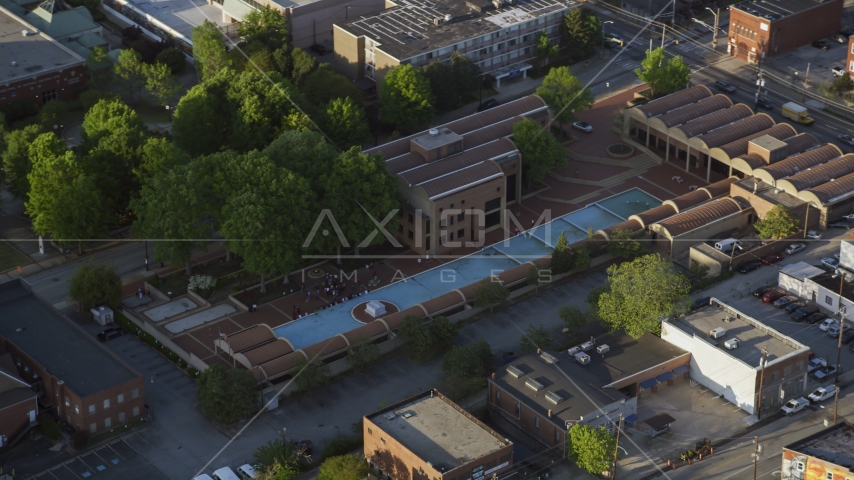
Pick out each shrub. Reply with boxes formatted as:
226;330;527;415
320;436;364;461
71;430;90;449
38;414;60;441
156;47;187;75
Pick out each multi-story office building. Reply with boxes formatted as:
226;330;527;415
334;0;578;87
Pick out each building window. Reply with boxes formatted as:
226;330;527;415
826;295;833;305
41;89;56;103
133;406;140;417
65;396;70;407
119;412;126;422
524;47;531;55
796;361;803;373
515;403;520;415
449;232;454;241
850;60;854;72
535;418;539;428
457;229;465;239
90;423;97;434
556;432;560;442
75;405;79;414
771;372;779;383
132;388;139;399
118;394;124;404
105;417;111;428
408;214;414;223
496;390;501;400
485;198;501;211
104;399;110;409
825;473;832;480
784;366;792;377
408;230;414;240
89;405;95;414
457;212;464;222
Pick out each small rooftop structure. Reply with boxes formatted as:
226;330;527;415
365;300;386;318
0;6;85;83
785;421;854;472
779;262;825;282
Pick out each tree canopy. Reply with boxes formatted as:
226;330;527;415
606;228;645;259
536;66;594;132
561;8;601;60
346;337;381;371
192;20;232;81
302;64;364;107
2;124;41;198
754;204;799;239
534;30;559;72
559;304;588;331
196;364;257;423
397;315;457;360
441;339;492;380
519;324;553;354
379;64;434;131
317;455;369;480
635;48;691;97
598;254;691;338
569;424;616;475
292;355;332;393
472;277;509;312
322;97;370;149
512;118;566;188
526;266;551;293
68;264;122;310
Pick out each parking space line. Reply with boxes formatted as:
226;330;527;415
387;358;407;374
44;469;62;480
120;437;143;456
459;328;476;341
107;441;126;460
92;448;112;466
61;464;82;480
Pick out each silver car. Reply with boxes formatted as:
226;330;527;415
785;243;806;254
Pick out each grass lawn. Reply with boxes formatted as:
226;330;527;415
0;241;31;272
149;274;189;298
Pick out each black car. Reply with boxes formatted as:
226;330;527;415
309;44;327;55
756;97;773;110
97;327;124;342
752;286;773;297
691;297;712;311
715;80;736;94
740;262;762;274
806;312;827;324
477;99;499;112
785;301;805;313
792;305;819;321
841;329;854;344
812;40;830;50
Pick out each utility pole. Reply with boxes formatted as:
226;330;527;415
612;414;623;480
835;305;845;384
752;436;760;480
661;24;666;51
755;69;765;107
834;387;840;424
804;62;811;91
756;348;768;420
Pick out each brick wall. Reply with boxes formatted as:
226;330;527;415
487;380;565;451
0;396;37;444
0;65;87;107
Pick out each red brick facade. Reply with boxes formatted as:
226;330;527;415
487;380;565;452
0;395;37;445
847;37;854;75
727;0;843;63
0;65;87;107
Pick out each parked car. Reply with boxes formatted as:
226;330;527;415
762;254;785;265
839;134;854;146
791;305;819;321
827;324;846;337
819;318;839;331
477;99;499;112
832;66;846;76
808;357;827;373
97;327;124;342
572;121;593;133
828;221;854;229
786;301;805;313
808;385;837;403
756;97;773;110
806;312;827;325
740;262;762;274
812;40;830;50
832;34;848;43
822;257;840;269
843;214;854;220
309;44;328;55
774;296;797;308
752;286;774;297
813;365;839;381
841;329;854;344
781;397;810;415
691;297;712;311
715;80;736;93
806;231;822;240
762;289;786;303
786;243;807;254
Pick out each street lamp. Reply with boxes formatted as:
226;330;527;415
602;21;614;49
705;8;719;49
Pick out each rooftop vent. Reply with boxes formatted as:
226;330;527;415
384;413;396;420
507;365;524;378
429;128;439;137
525;378;544;392
545;391;564;405
444;13;452;21
540;351;558;364
402;412;413;419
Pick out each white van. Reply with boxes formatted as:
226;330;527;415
714;239;742;253
212;467;241;480
236;465;256;479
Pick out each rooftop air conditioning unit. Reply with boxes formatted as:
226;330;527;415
540;351;558;364
444;13;452;21
724;338;740;350
596;344;610;354
429;128;439;137
525;378;544;392
545;391;564;405
384;413;396;420
507;365;524;378
433;17;444;26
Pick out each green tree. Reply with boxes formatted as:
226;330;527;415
834;72;854;93
423;59;457;112
607;228;645;259
429;316;458;350
526;266;550;294
192;20;232;81
634;48;691;97
68;263;121;310
322;97;370;149
114;49;147;103
37;100;68;132
87;46;114;88
450;51;481;104
536;66;594;133
48;174;110;254
255;461;299;480
317;454;369;480
79;90;121;112
586;283;610;318
292;355;331;393
519;323;553;354
550;232;574;274
397;315;457;360
2;124;41;198
598;254;691;338
472;277;509;312
302;64;364;107
196;364;258;423
134;137;190;181
155;47;187;75
561;8;600;60
379;64;434;131
272;46;293;78
559;304;587;331
442;339;492;380
534;30;559;73
248;49;277;74
144;62;183;106
291;48;317;86
569;424;616;475
512;118;566;189
252;439;303;471
754;204;799;239
239;5;288;42
346;337;381;371
688;261;710;281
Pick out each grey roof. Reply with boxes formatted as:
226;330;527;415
0;280;140;398
0;7;85;83
338;0;577;61
493;333;687;426
731;0;837;20
23;5;98;39
785;422;854;471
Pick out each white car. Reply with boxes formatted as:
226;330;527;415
828;324;846;336
832;66;846;77
808;357;827;373
781;397;810;415
572;121;593;133
843;214;854;220
785;243;807;254
806;230;822;240
819;318;838;331
807;385;837;403
822;257;839;269
839;134;854;146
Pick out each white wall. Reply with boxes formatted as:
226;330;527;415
804;277;854;316
660;322;758;414
778;272;813;299
579;397;637;432
840;240;854;271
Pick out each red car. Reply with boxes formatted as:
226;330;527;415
762;289;786;303
762;254;785;265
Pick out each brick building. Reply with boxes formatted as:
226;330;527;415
0;352;38;448
364;95;549;256
848;36;854;75
364;389;513;480
782;421;854;479
0;279;145;438
333;0;578;88
726;0;843;63
488;335;689;452
0;6;87;107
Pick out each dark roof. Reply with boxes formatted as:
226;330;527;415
635;86;712;119
461;116;518;148
257;350;307;379
497;263;530;284
784;421;854;471
0;280;140;398
419;291;466;315
226;325;276;352
663;189;712;212
779;155;854;192
699;176;737;198
420;161;504;199
242;338;293;366
733;153;768;170
655;95;732;128
782;133;820;154
342;321;389;343
656;198;745;236
676;104;753;139
399;138;517;186
0;387;37;411
803;171;854;204
713;124;798;159
597;219;643;240
382;306;426;329
694;114;775;148
753;145;842;181
302;335;349;359
629;204;677;227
